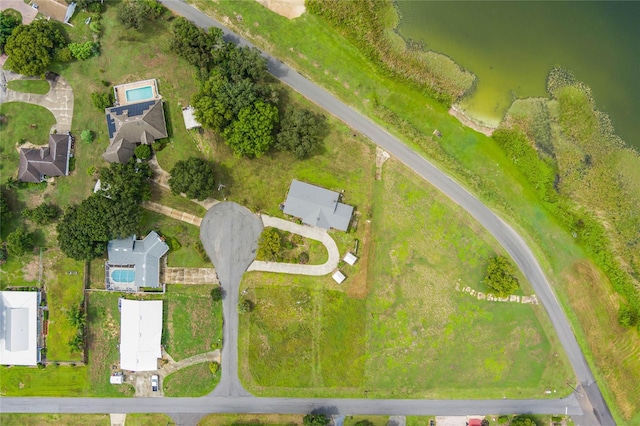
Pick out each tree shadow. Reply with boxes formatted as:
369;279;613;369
211;162;234;199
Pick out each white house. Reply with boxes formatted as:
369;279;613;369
120;299;163;371
0;291;39;366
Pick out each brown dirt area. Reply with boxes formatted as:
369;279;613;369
561;259;640;419
254;0;305;19
35;0;68;22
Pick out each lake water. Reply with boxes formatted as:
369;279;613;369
396;1;640;149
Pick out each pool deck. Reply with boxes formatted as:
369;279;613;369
113;79;161;106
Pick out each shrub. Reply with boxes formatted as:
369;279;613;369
68;41;99;60
238;297;254;314
257;228;282;261
91;91;113;110
484;255;520;297
134;144;152;160
54;47;73;63
81;130;94;144
23;202;60;225
6;227;34;257
87;165;96;176
298;251;309;264
210;286;223;302
208;361;219;374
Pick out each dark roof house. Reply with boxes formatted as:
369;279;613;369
18;134;72;183
105;231;169;291
283;180;354;231
103;100;167;163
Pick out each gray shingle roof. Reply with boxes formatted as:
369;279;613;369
18;134;71;183
106;231;169;289
283;180;354;231
103;100;168;164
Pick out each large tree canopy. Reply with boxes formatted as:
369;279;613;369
217;44;268;82
168;157;215;201
276;107;325;159
97;160;152;203
223;101;279;158
57;195;142;261
4;20;66;76
170;16;223;71
0;10;21;54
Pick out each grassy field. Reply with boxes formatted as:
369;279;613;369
162;285;222;361
139;210;211;268
149;184;207;217
85;292;135;397
0;364;89;396
239;161;572;398
6;79;50;95
162;362;219;396
43;249;84;362
0;102;56;185
0;414;173;425
198;414;302;425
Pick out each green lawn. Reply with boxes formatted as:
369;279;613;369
43;250;84;362
0;414;174;426
0;254;38;289
6;79;51;95
0;102;56;185
162;362;219;396
162;285;222;361
139;210;211;268
198;413;303;425
0;364;89;396
150;184;207;217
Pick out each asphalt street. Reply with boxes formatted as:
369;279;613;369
200;202;263;397
0;2;613;424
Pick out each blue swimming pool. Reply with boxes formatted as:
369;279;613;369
125;86;153;102
111;269;135;283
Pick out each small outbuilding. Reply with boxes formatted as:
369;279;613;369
182;105;201;130
332;270;346;284
343;252;358;266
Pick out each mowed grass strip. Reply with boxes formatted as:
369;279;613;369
0;364;89;396
43;250;84;361
139;210;211;269
364;161;572;398
6;79;50;95
162;362;219;397
0;414;110;426
162;285;222;361
0;103;56;185
198;413;303;425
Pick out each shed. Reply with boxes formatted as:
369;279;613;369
332;270;346;284
182;106;202;130
119;299;163;371
343;252;358;266
110;374;124;384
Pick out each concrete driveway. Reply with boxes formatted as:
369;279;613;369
0;1;38;24
247;214;339;276
0;69;74;133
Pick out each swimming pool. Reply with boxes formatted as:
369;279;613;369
111;269;135;283
125;86;154;103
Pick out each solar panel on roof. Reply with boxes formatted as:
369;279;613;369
106;115;117;138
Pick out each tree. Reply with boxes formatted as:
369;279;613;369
68;333;84;353
4;20;66;76
276;108;324;159
0;190;12;221
81;130;94;144
484;255;520;297
97;160;152;203
68;41;99;60
6;227;34;257
91;91;114;110
170;17;223;70
0;11;21;54
217;44;268;82
23;202;60;225
510;417;536;426
257;228;282;261
134;144;152;160
168;157;215;201
238;297;254;314
210;286;223;302
67;304;86;329
223;101;279;158
57;195;142;261
117;0;148;30
303;414;330;426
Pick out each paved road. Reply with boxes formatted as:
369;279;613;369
199;202;263;398
247;214;339;275
0;395;582;416
158;2;612;424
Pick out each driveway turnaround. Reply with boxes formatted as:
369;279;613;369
247;214;339;276
199;202;263;398
0;69;74;133
157;2;612;424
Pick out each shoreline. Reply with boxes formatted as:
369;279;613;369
448;104;497;137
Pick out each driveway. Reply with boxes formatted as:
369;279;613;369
199;202;263;398
0;69;74;133
247;214;339;276
161;267;218;285
0;1;38;24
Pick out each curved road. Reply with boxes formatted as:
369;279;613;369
0;2;612;424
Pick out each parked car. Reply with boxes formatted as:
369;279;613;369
151;374;159;392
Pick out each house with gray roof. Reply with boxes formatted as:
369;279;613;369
283;180;354;231
18;134;72;183
103;100;168;163
105;231;169;291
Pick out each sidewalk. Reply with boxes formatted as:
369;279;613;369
247;215;339;276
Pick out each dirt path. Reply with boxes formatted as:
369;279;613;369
162;267;218;285
448;105;496;137
142;201;202;226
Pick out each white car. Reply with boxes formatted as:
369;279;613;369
151;374;159;392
